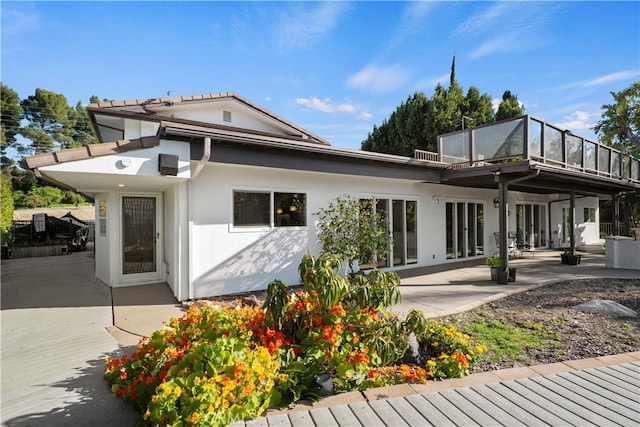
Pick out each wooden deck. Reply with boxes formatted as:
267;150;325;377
232;362;640;427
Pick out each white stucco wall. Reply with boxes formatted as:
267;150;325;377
548;196;600;247
187;162;505;298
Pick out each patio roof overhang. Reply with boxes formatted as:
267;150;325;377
440;160;640;198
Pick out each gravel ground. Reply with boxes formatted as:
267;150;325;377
442;278;640;373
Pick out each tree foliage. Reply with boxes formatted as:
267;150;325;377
361;59;522;155
1;84;23;168
495;90;524;121
20;88;77;154
1;171;14;235
594;82;640;158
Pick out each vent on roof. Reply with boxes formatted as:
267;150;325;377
223;110;232;122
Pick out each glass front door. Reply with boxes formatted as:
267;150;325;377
122;196;160;281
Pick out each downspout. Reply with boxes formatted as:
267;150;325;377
192;137;212;181
187;137;212;300
497;169;541;269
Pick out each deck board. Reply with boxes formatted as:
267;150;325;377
405;394;455;425
367;399;410;426
559;371;639;409
421;392;480;426
309;407;339;427
519;377;630;426
328;404;362;427
500;379;597;426
385;396;433;426
437;388;507;426
348;402;384;426
544;374;640;421
454;387;526;426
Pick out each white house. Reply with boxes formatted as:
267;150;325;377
25;92;640;300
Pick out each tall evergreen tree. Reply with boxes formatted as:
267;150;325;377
20;88;76;154
361;59;518;155
70;101;98;146
495;90;524;121
1;83;23;169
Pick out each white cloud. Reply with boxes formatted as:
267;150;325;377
456;2;513;36
274;2;349;53
557;70;639;91
584;70;639;87
457;2;557;60
1;7;39;36
295;97;357;115
346;64;411;93
358;111;372;121
553;110;600;132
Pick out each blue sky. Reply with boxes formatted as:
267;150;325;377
2;1;639;151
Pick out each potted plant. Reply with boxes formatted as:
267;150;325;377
485;255;501;281
561;250;581;265
496;266;509;284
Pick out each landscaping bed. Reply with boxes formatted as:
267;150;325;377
442;278;640;373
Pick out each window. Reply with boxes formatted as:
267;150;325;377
233;191;270;226
584;207;596;223
233;190;306;227
274;193;306;226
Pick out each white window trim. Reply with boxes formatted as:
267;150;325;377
229;187;308;233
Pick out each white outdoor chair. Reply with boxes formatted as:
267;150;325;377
494;232;521;258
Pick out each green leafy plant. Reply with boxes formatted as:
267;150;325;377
315;196;390;273
485;255;501;267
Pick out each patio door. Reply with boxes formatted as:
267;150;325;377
121;195;162;283
446;201;484;259
516;203;547;248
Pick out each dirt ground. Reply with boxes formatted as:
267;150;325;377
442;278;640;373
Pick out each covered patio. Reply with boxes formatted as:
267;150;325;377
424;115;640;271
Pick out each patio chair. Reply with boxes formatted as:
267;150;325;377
493;232;521;258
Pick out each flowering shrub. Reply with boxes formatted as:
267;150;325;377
416;319;489;379
105;254;488;425
105;303;289;425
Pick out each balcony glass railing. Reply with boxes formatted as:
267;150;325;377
436;115;640;183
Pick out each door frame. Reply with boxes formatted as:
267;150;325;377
119;192;163;284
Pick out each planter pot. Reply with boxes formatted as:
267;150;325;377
561;253;568;264
316;373;334;395
490;267;498;281
508;268;517;282
496;269;509;284
566;254;581;265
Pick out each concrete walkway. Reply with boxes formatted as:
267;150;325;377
1;252;140;426
1;250;638;426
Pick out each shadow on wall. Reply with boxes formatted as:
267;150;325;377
194;227;308;298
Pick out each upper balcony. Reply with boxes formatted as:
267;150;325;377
416;115;640;184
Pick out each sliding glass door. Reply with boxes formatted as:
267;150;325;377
446;201;484;259
516;203;547;248
360;197;417;269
